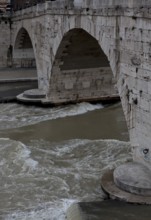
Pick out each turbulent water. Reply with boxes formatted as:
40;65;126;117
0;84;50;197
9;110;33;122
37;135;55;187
0;102;131;220
0;102;103;130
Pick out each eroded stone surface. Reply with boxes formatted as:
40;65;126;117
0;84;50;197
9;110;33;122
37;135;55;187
114;162;151;196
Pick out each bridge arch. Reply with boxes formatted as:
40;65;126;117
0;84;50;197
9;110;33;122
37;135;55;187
13;27;37;69
48;28;118;104
14;27;33;49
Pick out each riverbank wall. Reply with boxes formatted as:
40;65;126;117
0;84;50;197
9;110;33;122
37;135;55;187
0;15;11;67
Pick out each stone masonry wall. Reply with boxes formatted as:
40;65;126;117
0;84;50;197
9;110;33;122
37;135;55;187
0;16;11;67
49;67;118;104
13;49;36;68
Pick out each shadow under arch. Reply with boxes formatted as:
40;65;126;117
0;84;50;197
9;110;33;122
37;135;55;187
13;27;36;69
48;28;119;104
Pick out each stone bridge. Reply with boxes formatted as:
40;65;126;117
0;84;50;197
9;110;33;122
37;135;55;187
1;0;151;200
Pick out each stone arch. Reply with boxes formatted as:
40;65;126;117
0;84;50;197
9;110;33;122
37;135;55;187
13;27;36;68
48;28;119;104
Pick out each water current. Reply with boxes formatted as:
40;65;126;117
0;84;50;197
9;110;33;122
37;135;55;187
0;101;131;219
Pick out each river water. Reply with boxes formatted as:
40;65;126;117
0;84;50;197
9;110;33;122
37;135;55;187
0;101;132;219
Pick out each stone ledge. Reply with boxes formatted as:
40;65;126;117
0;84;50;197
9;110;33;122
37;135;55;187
0;78;37;83
17;93;44;103
101;169;151;205
67;200;151;220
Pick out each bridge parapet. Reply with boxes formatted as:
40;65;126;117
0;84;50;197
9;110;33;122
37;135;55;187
12;0;151;20
74;0;151;9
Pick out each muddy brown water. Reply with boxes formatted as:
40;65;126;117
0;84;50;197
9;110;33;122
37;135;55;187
0;101;145;220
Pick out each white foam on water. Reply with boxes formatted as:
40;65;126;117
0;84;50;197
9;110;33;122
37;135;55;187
0;138;38;176
0;102;104;130
5;199;77;220
0;138;131;219
15;143;38;172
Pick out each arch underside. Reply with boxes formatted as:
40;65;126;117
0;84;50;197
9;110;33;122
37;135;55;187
13;28;36;68
48;28;119;104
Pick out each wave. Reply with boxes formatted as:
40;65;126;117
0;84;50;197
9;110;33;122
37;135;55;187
0;102;103;130
0;138;38;177
4;199;77;220
0;138;131;219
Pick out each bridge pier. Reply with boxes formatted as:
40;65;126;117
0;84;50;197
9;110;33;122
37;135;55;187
101;163;151;205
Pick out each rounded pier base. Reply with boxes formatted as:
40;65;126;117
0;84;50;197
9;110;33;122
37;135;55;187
23;89;46;99
17;89;48;104
114;162;151;196
101;163;151;205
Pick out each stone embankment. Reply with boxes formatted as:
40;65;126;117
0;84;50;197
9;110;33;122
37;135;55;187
0;68;37;102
